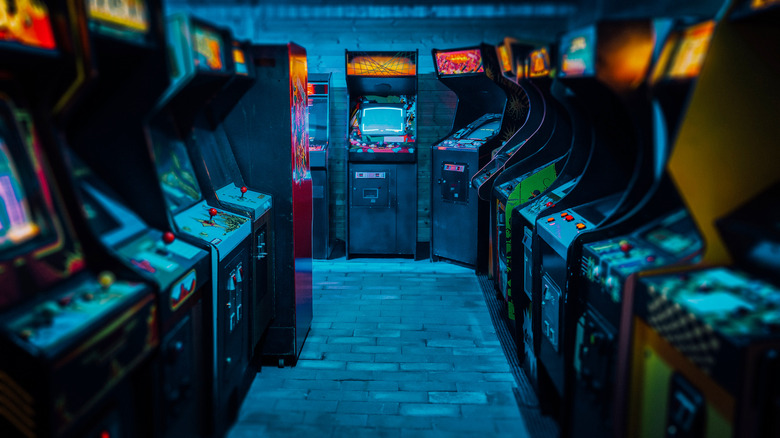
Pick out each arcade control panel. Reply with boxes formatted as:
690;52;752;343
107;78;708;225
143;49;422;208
174;201;251;259
0;274;156;436
116;230;208;310
518;178;577;224
216;183;273;220
471;140;527;188
536;194;620;257
436;113;501;150
581;209;702;308
637;267;780;378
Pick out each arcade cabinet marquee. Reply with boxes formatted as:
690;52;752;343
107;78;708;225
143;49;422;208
345;50;418;258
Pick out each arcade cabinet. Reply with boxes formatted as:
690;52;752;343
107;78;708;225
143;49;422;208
58;3;212;438
148;15;255;437
568;19;715;438
0;1;157;436
224;43;313;366
623;2;780;436
429;44;525;269
531;20;656;419
172;36;275;364
489;45;573;342
309;73;333;259
344;50;418;258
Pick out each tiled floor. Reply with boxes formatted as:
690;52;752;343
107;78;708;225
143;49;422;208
228;258;531;437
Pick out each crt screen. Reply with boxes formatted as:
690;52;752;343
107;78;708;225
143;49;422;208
155;139;202;213
0;136;39;250
361;107;404;136
308;95;328;146
193;26;225;72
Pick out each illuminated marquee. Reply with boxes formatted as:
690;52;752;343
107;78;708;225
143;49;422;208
88;0;149;33
347;52;416;76
193;26;225;72
435;49;484;75
666;21;715;79
528;48;551;77
0;0;56;50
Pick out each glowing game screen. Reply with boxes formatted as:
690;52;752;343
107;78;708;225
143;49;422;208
308;95;328;146
233;47;249;75
155;139;203;213
193;25;225;72
528;48;551;77
0;136;40;251
360;106;405;136
665;21;715;79
560;28;596;77
435;49;484;76
0;0;56;50
87;0;149;34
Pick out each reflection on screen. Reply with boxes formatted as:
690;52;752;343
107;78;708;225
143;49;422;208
0;138;39;250
361;107;404;136
155;139;202;212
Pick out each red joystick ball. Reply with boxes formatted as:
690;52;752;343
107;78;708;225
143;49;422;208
162;231;175;244
240;186;248;197
209;208;218;222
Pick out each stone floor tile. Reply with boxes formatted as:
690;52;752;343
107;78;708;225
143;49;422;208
227;258;532;438
398;403;460;417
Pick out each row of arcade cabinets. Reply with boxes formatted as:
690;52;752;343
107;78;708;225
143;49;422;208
475;1;780;437
430;43;529;269
0;2;312;438
308;73;333;260
345;51;418;258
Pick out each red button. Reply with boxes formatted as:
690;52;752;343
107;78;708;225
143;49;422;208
565;215;574;222
547;217;555;222
561;212;568;217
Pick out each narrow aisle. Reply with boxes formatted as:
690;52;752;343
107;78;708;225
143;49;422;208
229;258;531;437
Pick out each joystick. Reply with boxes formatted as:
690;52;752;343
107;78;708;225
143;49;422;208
163;231;175;244
158;231;175;255
209;208;218;224
240;186;247;198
